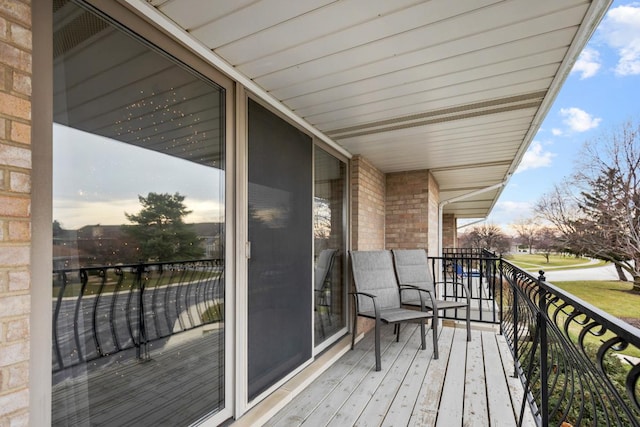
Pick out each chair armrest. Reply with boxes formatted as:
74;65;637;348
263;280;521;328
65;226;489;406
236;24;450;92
350;292;380;318
349;291;377;299
434;280;471;305
398;284;429;311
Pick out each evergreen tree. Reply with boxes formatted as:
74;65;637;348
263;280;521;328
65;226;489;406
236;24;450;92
123;192;204;262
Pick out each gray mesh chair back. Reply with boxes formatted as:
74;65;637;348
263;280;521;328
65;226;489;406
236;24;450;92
350;250;400;313
350;250;437;371
393;249;471;341
392;249;434;302
315;249;337;291
315;249;337;338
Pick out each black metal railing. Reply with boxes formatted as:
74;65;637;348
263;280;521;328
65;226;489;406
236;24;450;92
52;258;224;373
500;259;640;426
428;250;501;324
437;248;640;425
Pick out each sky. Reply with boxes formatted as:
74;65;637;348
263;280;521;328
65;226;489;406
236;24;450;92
53;125;225;229
482;0;640;232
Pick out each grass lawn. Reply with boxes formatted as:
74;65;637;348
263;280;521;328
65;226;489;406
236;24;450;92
551;280;640;322
504;253;607;271
551;280;640;358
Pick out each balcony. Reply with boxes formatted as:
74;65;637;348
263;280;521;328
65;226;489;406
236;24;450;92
246;323;535;426
240;251;640;426
51;253;640;426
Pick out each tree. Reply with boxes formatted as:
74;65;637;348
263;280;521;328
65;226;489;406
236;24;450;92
459;223;510;254
511;218;539;254
123;192;204;262
533;226;559;263
53;220;64;237
535;120;640;291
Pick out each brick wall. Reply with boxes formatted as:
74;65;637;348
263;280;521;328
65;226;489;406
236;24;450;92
385;170;429;250
350;155;385;250
442;213;456;249
426;172;439;257
350;155;385;336
0;1;32;426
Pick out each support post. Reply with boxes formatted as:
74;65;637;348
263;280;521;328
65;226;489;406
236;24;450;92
538;271;549;427
513;270;518;378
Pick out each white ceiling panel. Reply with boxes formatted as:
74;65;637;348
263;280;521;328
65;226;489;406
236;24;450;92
285;26;570;112
144;0;611;219
215;0;425;66
254;2;587;94
157;0;257;30
191;0;336;49
238;0;502;78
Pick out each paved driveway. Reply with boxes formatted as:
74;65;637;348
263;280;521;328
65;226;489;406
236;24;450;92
541;263;629;282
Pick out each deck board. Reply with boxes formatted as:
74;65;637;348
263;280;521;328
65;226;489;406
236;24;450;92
382;327;440;427
264;330;379;427
354;326;429;427
462;331;488;427
263;324;536;427
318;326;415;426
483;331;518;427
407;326;454;427
435;327;467;427
496;331;538;426
53;321;535;427
52;330;224;426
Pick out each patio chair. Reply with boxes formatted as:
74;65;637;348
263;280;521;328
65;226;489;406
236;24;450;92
349;250;437;371
315;249;337;338
392;249;471;342
454;262;481;279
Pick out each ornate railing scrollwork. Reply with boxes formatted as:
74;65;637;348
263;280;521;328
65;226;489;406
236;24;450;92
499;259;640;427
52;258;224;373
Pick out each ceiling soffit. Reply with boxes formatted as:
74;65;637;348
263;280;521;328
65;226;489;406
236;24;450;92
132;0;611;219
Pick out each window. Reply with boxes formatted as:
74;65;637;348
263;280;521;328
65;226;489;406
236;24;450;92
52;1;227;424
314;147;347;346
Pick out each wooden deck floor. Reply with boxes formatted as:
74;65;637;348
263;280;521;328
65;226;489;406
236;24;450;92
52;328;225;426
260;324;536;427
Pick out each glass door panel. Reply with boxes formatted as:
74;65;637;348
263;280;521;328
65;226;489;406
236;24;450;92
52;1;227;425
247;99;312;400
314;148;347;346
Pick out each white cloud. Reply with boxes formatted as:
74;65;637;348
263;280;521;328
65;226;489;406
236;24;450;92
551;128;563;136
516;141;555;173
598;4;640;76
571;47;601;78
559;107;601;132
486;201;535;230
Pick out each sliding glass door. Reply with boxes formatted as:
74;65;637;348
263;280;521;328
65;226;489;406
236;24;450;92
247;99;313;400
314;148;347;347
52;1;230;424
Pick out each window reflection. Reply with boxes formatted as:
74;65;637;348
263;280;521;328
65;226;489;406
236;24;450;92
314;148;347;346
52;1;225;425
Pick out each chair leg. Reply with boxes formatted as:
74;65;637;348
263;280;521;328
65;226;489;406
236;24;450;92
351;312;358;350
396;323;401;342
374;317;381;371
419;319;426;350
466;307;471;341
433;314;439;360
317;308;325;339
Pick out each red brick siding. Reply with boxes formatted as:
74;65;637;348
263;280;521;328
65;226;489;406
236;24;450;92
385;170;429;250
0;1;32;425
427;172;439;257
350;155;385;250
442;213;457;249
